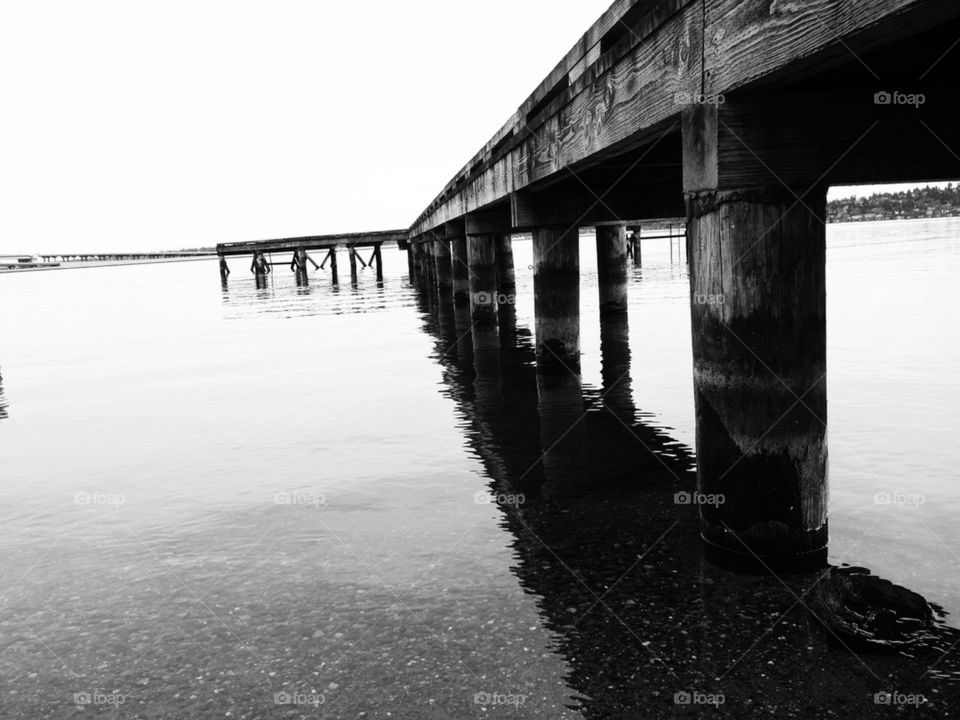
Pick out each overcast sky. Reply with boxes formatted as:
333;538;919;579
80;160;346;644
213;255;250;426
1;2;955;255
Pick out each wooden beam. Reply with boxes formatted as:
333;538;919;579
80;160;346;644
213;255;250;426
686;90;960;195
465;205;512;236
704;0;959;97
409;0;957;238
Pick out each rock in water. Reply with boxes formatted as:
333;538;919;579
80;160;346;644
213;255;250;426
811;567;936;652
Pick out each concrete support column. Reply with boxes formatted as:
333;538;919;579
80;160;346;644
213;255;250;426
596;225;628;316
451;237;470;307
495;234;516;293
466;234;498;328
434;238;454;295
532;226;580;369
683;102;827;573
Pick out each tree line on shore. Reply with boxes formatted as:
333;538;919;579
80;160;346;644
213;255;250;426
828;184;960;222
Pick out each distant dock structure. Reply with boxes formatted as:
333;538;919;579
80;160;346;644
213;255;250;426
216;229;408;286
0;254;59;270
0;252;213;272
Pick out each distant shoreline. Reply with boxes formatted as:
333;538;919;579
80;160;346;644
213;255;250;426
0;255;216;274
828;214;960;224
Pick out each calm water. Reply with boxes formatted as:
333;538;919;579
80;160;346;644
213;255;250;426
1;218;959;718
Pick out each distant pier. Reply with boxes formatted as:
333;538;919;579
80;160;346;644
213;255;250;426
215;230;407;286
0;252;214;273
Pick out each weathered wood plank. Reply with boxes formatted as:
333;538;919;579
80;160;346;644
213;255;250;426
412;3;702;235
685;91;960;193
704;0;958;95
412;0;700;233
412;0;956;237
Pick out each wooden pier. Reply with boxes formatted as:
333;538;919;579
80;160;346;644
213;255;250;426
215;229;407;285
210;0;959;573
401;0;960;573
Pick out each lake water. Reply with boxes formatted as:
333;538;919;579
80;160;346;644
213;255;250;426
1;218;959;718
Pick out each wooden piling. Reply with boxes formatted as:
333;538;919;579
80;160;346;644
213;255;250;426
329;247;339;285
218;255;230;281
451;237;470;307
532;226;580;369
466;234;498;328
683;101;827;573
433;238;454;295
348;246;358;285
596;225;628;316
631;226;642;266
419;240;433;292
410;242;422;286
374;243;383;282
495;234;516;292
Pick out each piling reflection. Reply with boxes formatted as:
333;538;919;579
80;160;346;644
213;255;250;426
220;267;396;319
414;294;960;717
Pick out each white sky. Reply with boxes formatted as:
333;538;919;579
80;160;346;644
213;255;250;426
0;0;611;253
1;2;955;255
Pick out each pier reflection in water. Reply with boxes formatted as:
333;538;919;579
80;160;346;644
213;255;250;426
414;271;960;717
219;259;395;319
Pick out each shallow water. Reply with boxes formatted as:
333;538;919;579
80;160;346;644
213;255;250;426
1;218;959;717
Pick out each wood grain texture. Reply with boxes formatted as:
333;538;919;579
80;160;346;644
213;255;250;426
690;195;828;570
686;90;960;194
704;0;956;95
411;0;954;238
465;206;512;236
466;234;499;327
411;2;702;236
